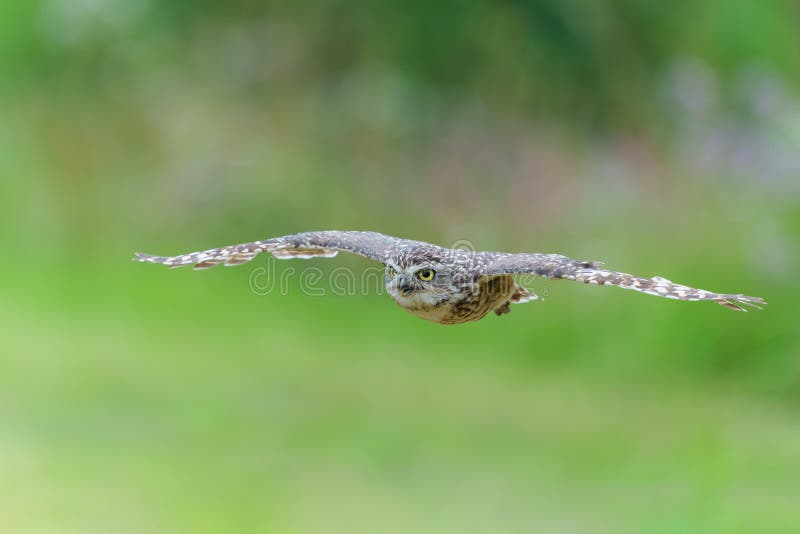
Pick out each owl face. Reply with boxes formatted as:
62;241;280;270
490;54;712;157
385;261;452;308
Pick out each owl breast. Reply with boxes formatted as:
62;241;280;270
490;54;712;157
394;275;517;325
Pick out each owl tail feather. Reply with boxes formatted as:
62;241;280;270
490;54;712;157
568;267;766;312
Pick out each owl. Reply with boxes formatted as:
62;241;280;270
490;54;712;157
134;230;765;324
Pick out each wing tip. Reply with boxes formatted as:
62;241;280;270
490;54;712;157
133;251;190;269
133;252;167;264
717;295;767;312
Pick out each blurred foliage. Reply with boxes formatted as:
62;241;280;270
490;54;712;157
4;0;800;129
1;1;799;532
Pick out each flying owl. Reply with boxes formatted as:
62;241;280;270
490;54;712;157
134;230;765;324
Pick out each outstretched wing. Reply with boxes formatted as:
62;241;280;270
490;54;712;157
134;231;406;270
481;252;766;312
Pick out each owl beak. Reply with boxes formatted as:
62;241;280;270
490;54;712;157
397;276;415;296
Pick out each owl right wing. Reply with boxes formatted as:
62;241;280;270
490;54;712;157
481;252;766;312
134;230;410;269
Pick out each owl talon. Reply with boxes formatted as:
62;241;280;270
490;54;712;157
494;302;512;316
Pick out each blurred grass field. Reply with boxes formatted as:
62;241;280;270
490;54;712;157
1;242;797;533
2;1;800;532
0;265;798;533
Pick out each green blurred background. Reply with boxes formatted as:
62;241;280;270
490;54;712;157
2;1;799;532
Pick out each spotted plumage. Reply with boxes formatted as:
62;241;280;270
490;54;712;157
134;230;765;324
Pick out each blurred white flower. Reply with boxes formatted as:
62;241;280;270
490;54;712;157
39;0;150;46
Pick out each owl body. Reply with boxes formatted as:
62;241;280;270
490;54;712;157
381;245;524;323
135;230;765;324
389;271;519;324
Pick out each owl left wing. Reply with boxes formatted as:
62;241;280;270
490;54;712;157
480;252;766;312
134;230;406;270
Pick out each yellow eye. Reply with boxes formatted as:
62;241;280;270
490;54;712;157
388;267;396;279
416;268;435;281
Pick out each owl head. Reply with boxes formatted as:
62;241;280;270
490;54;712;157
385;260;452;307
